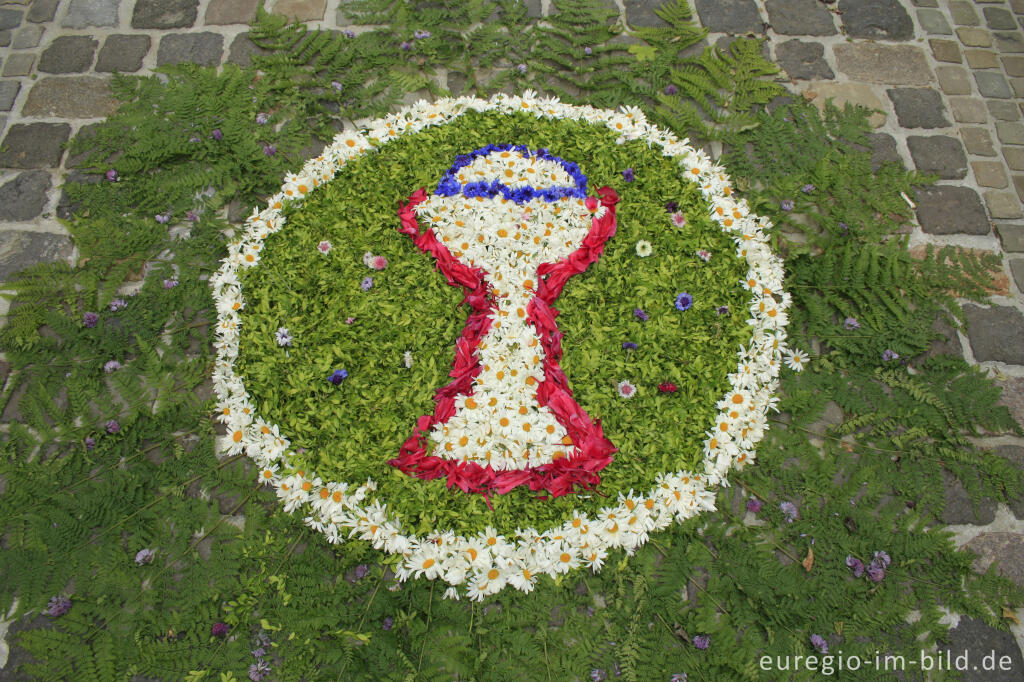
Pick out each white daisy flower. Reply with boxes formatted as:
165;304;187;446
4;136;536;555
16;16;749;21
635;240;653;257
784;348;809;372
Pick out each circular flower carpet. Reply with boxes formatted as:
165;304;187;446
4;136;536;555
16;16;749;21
212;93;790;599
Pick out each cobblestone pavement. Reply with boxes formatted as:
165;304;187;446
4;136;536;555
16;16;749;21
1;0;1024;673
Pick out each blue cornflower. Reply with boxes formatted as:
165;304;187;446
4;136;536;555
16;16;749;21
622;168;635;182
622;342;637;350
634;308;648;321
674;292;693;311
328;369;349;385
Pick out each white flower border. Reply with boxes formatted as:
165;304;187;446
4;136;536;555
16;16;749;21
211;93;790;599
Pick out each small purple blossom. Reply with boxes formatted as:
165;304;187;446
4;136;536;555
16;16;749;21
664;201;678;212
516;63;527;74
414;30;431;39
671;212;687;228
866;560;886;582
135;548;155;566
780;199;795;212
104;360;122;373
189;135;201;143
622;342;638;350
345;317;356;325
331;81;343;92
354;564;369;580
670;675;687;682
633;308;648;322
275;327;293;347
382;616;393;630
106;419;120;434
84;312;99;328
249;660;271;682
874;550;891;568
843;317;860;330
45;596;72;617
343;29;355;38
163;278;179;289
882;349;899;362
846;555;865;578
839;221;849;232
105;169;118;182
317;241;332;254
674;292;693;312
693;635;710;650
746;498;762;513
590;670;607;682
810;634;828;654
211;129;223;141
695;249;711;262
252;647;266;658
400;41;412;50
584;46;593;55
360;276;373;291
262;143;277;157
256;112;269;125
328;369;349;385
801;183;815;193
84;437;95;450
780;501;798;523
622;168;635;183
665;84;678;95
185;211;201;223
155;212;170;224
716;305;730;316
211;622;229;638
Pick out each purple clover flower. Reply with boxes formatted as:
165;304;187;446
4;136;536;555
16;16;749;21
665;84;678;95
85;437;95;450
622;342;638;350
104;360;122;373
516;63;527;74
882;349;899;362
105;169;119;182
693;635;710;650
810;633;828;654
360;276;373;291
252;647;266;659
211;622;229;638
780;501;798;523
839;221;849;232
622;168;635;183
874;550;891;568
400;41;412;51
211;129;223;141
843;317;860;330
633;308;648;322
745;498;762;513
163;278;179;289
106;419;120;434
83;312;99;328
135;548;155;566
256;112;269;125
780;199;795;212
186;210;201;223
866;561;886;582
331;81;343;92
155;212;170;224
249;660;271;682
670;675;688;682
343;29;355;38
328;369;349;385
674;292;693;312
262;144;277;157
846;555;865;578
354;564;369;580
590;670;607;682
45;596;72;617
382;616;393;630
801;183;815;193
414;30;431;39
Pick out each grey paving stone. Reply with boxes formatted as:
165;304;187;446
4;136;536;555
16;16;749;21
912;0;937;6
950;97;988;123
766;0;835;35
62;0;120;28
12;24;42;49
0;122;70;168
929;38;962;62
863;132;900;170
0;8;23;31
1003;55;1024;76
985;190;1024;218
984;6;1017;30
1010;261;1024;294
623;0;667;27
939;615;1024;679
962;127;997;155
942;470;997;524
775;40;833;80
834;44;932;85
226;32;271;67
996;121;1024;145
0;172;52;221
21;77;116;118
95;34;150;73
923;316;963;359
994;31;1024;52
964;304;1024;363
0;31;10;48
1013;174;1024;203
1006;147;1024;170
132;0;198;29
0;80;19;111
914;185;990;235
965;49;999;69
1013;0;1024;13
907;136;968;179
972;160;1008;187
989;100;1021;122
936;65;972;95
0;231;75;284
957;27;993;47
157;33;223;67
949;0;980;26
3;53;34;77
975;71;1012;98
38;36;98;74
888;88;950;127
838;0;912;40
273;0;326;21
917;8;951;35
693;0;763;34
1011;76;1024;97
996;224;1024;251
447;70;467;95
27;0;59;23
205;0;260;25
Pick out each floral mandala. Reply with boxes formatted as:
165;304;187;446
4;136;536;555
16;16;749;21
212;93;791;599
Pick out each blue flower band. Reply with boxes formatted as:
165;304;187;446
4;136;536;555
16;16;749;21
434;143;588;204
